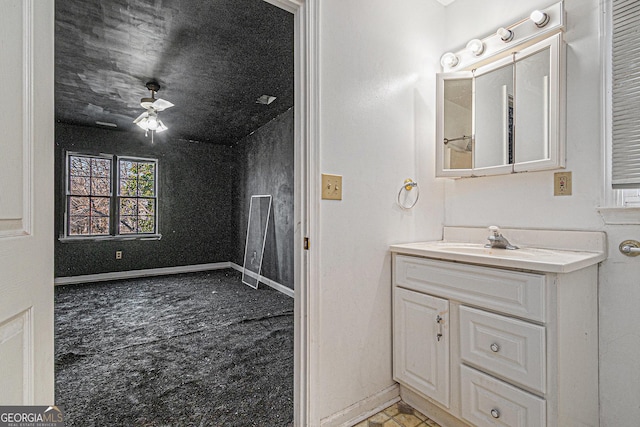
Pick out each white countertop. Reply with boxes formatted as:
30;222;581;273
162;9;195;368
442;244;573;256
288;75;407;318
390;227;607;273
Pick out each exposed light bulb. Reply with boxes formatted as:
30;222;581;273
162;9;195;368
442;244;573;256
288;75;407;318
530;10;550;27
497;27;514;42
466;39;485;56
146;116;158;131
440;52;459;69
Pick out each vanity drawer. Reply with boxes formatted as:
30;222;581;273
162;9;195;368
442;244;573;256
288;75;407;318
460;306;546;394
394;255;546;322
461;365;546;427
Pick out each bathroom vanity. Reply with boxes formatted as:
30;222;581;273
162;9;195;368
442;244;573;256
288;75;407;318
390;227;606;427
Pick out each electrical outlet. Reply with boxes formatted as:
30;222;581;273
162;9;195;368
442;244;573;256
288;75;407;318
115;250;123;260
554;172;572;196
321;174;342;200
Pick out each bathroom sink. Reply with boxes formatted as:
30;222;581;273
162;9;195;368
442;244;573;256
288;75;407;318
390;240;606;273
424;242;537;257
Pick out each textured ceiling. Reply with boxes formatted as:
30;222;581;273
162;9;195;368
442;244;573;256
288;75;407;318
55;0;294;145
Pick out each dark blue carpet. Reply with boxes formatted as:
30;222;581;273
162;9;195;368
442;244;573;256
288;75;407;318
55;269;293;426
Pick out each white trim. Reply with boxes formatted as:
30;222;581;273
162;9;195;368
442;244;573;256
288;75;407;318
54;262;232;285
230;262;294;298
601;0;617;206
272;0;319;425
597;207;640;225
54;262;295;298
319;384;401;427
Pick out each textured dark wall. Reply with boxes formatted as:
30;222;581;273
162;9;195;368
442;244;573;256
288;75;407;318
234;108;294;289
55;124;237;277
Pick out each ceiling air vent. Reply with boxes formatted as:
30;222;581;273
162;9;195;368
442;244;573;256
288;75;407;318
256;95;276;105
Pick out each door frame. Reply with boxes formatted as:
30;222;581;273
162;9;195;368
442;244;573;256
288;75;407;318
262;0;320;424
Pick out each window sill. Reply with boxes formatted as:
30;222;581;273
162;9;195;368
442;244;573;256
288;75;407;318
58;234;162;243
597;207;640;225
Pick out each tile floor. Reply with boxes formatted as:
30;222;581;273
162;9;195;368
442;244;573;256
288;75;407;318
352;401;442;427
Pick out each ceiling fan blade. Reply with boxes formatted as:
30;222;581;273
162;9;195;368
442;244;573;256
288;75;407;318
152;98;174;111
133;111;149;124
155;119;168;133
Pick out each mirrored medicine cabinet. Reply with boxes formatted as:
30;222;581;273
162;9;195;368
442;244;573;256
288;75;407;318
436;33;565;178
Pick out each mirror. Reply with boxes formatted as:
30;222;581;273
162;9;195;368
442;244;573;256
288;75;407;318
442;77;472;170
515;47;551;164
475;62;513;169
436;34;563;177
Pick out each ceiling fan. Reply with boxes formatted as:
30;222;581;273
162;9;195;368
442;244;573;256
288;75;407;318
133;81;174;140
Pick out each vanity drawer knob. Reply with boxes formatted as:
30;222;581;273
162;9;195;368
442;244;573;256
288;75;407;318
490;343;500;352
491;408;500;419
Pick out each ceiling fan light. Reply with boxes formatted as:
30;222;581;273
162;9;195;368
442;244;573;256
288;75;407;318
146;116;159;131
156;120;168;133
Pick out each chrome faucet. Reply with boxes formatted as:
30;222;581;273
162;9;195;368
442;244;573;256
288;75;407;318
485;226;519;250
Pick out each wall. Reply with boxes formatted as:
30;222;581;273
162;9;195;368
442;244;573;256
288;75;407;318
442;1;640;426
55;124;237;277
317;0;446;421
233;108;295;289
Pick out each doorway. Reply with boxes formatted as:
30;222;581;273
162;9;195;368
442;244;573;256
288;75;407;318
51;0;311;425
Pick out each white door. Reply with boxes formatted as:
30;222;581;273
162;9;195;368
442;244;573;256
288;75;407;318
0;0;55;405
393;287;450;408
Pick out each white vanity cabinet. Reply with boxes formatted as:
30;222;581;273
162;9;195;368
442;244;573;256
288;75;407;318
391;251;600;427
394;287;450;408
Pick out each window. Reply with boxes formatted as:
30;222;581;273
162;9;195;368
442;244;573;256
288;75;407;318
610;0;640;189
117;159;157;234
67;155;112;236
65;153;158;238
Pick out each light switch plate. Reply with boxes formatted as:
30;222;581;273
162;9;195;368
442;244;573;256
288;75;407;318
322;174;342;200
554;171;572;196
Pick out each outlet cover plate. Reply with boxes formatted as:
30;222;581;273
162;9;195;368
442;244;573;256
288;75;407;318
554;171;572;196
322;174;342;200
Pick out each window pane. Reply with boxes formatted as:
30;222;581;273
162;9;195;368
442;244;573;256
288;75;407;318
70;177;90;195
119;216;137;234
68;216;89;235
91;177;111;196
90;217;110;235
120;160;135;179
138;162;154;177
69;196;90;216
119;178;137;196
91;158;111;177
119;198;137;216
91;197;110;217
138;198;155;216
138;216;155;233
138;176;154;196
70;156;90;177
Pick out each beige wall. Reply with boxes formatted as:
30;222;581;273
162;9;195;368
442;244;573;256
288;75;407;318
317;0;446;422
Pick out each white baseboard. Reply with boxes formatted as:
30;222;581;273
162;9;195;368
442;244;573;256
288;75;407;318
54;261;294;299
54;262;232;285
229;262;294;298
320;384;400;427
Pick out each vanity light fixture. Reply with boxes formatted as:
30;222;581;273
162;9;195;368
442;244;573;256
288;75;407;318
530;10;550;27
466;39;485;56
497;27;514;42
440;52;459;69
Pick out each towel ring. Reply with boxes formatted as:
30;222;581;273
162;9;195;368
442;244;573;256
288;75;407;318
397;179;419;209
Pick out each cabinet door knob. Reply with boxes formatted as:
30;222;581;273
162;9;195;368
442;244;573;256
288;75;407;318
490;343;500;352
491;408;500;419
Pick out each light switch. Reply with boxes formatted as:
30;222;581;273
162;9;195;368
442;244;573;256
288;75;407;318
554;171;572;196
322;174;342;200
